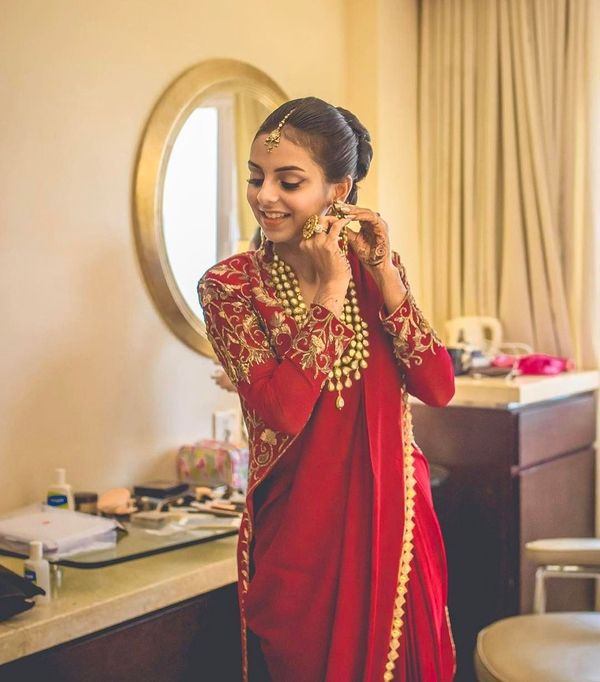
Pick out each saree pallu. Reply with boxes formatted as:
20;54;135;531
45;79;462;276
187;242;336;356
199;247;456;681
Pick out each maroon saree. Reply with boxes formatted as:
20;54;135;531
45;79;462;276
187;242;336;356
199;246;456;681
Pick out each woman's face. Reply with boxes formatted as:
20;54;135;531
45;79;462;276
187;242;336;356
246;132;349;247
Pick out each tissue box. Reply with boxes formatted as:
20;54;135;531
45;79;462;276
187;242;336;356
176;440;249;492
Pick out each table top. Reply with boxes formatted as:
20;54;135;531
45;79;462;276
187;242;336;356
412;369;599;409
0;516;239;569
0;535;238;666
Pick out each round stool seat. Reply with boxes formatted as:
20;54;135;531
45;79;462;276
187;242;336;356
475;613;600;682
526;538;600;567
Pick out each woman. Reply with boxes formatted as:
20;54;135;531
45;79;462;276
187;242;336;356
198;97;456;682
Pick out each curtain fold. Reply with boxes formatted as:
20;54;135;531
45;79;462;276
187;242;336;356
418;0;596;368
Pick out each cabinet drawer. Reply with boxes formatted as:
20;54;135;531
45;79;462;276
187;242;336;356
518;393;596;468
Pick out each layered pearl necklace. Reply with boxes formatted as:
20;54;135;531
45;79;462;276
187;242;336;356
270;253;370;409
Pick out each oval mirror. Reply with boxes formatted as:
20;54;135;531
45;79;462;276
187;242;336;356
133;59;287;356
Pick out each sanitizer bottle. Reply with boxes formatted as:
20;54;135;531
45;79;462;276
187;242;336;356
47;468;74;510
23;541;51;603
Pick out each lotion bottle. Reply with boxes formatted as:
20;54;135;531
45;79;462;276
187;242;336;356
23;541;51;603
47;468;74;510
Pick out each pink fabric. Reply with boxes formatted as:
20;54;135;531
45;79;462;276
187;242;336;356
493;353;575;374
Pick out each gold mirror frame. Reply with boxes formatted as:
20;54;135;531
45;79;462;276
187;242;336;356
132;58;287;356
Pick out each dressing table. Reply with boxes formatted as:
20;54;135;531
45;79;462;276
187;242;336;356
0;537;240;680
412;370;599;681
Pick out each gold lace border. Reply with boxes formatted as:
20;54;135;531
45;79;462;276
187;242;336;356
383;393;417;681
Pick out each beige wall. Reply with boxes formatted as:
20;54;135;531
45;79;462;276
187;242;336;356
590;0;600;541
345;0;420;292
0;0;419;513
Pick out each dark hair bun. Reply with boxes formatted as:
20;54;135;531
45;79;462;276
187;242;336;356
336;106;373;182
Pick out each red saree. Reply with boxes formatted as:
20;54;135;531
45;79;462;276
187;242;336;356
199;246;456;681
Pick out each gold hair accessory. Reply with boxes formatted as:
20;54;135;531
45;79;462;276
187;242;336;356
264;109;296;152
302;214;321;239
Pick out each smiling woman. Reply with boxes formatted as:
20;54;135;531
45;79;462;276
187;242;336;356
198;97;456;682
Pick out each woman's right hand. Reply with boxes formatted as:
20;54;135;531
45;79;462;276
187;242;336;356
299;215;352;318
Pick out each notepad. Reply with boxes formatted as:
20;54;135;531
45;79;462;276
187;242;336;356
0;504;117;558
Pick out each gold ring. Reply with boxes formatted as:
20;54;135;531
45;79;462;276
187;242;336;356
302;215;320;239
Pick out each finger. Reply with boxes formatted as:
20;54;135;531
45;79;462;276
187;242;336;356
336;202;376;215
344;208;382;223
336;202;384;223
319;214;342;230
326;217;353;242
319;214;362;229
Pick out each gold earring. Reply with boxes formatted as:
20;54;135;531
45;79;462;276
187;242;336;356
331;201;350;256
331;201;346;219
340;226;349;256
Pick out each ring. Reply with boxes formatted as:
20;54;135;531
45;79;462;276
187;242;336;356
302;215;320;240
314;223;324;234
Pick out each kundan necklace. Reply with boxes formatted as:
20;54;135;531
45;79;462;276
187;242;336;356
270;252;370;409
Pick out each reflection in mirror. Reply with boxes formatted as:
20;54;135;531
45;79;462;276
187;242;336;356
162;93;271;321
132;59;287;356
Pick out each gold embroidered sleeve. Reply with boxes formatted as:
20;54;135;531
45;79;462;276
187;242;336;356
379;254;444;368
198;276;272;386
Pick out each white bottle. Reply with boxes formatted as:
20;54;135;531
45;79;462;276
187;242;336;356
23;541;51;604
47;468;74;510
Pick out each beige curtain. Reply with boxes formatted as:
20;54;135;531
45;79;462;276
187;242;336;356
418;0;596;368
234;93;268;250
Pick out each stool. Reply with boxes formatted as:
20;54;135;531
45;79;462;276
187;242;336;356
474;538;600;682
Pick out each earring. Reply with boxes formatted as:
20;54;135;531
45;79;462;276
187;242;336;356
331;202;349;256
331;201;346;219
340;226;349;256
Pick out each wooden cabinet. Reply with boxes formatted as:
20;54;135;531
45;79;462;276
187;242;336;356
412;391;597;682
0;583;242;682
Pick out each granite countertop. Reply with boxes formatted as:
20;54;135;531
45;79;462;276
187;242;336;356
412;369;599;409
0;535;237;666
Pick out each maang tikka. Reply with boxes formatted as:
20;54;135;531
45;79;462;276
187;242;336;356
264;109;296;152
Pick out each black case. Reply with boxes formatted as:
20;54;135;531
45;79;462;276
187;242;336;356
132;481;189;499
0;563;45;621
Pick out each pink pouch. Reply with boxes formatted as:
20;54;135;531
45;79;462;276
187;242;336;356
517;354;574;375
176;439;249;492
492;354;574;375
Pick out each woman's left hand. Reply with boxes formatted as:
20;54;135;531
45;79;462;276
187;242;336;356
335;202;408;311
335;202;393;275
